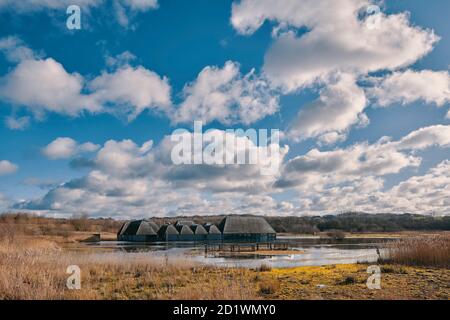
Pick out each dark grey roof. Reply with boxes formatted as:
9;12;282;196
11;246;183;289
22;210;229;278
190;224;208;235
204;224;221;234
157;224;179;236
143;219;159;233
117;221;131;236
176;224;194;235
218;216;276;234
119;220;158;236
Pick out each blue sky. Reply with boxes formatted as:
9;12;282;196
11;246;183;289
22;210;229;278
0;0;449;218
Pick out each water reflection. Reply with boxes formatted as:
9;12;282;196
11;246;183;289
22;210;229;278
86;237;391;268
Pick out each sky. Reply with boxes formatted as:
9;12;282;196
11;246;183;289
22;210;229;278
0;0;449;218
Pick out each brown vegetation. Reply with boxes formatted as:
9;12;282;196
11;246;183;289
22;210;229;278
380;235;450;268
0;237;257;300
257;263;272;272
258;279;280;294
0;214;448;300
0;213;122;238
0;236;448;300
324;230;346;240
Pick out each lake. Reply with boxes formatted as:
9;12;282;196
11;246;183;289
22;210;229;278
85;236;391;268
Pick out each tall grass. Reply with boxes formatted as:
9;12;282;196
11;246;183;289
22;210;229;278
0;238;257;300
380;235;450;268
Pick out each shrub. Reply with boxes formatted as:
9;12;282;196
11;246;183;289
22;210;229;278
338;276;356;285
257;263;272;272
258;279;280;294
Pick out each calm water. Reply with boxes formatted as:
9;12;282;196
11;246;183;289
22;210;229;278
86;237;391;268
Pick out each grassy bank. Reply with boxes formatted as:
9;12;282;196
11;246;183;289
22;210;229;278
0;237;448;300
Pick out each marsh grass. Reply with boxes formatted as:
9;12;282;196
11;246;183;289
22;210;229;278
0;237;257;300
257;263;272;272
258;279;280;294
380;235;450;268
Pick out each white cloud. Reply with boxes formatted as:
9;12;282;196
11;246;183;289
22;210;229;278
0;36;38;62
384;160;450;214
368;69;450;107
89;65;171;121
0;39;172;122
0;0;102;12
17;130;288;217
287;74;367;143
396;125;450;150
105;51;136;68
0;0;157;28
277;124;450;190
296;161;450;215
0;58;96;117
121;0;158;11
4;115;30;130
42;137;100;160
113;0;159;28
12;125;450;216
0;160;18;176
316;132;348;146
174;61;279;125
231;0;438;92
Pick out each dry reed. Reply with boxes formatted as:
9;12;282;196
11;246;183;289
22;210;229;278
380;235;450;268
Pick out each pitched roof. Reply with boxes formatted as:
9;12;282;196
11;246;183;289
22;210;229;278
157;224;179;236
117;221;131;236
218;216;276;234
203;224;221;234
119;220;158;236
176;224;194;235
190;224;208;235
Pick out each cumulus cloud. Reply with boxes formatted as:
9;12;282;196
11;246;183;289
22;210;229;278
296;161;450;215
287;74;367;143
42;137;100;160
276;124;450;190
0;160;18;175
173;61;279;125
231;0;438;92
89;66;171;121
17;130;288;217
0;40;171;122
0;58;96;117
396;125;450;150
13;125;450;217
384;160;450;214
368;69;450;107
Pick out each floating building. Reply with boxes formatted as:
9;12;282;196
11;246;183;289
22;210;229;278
117;216;276;242
117;219;158;242
157;224;179;241
218;216;276;242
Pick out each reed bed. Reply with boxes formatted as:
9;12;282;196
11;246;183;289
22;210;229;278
0;237;256;300
380;235;450;268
